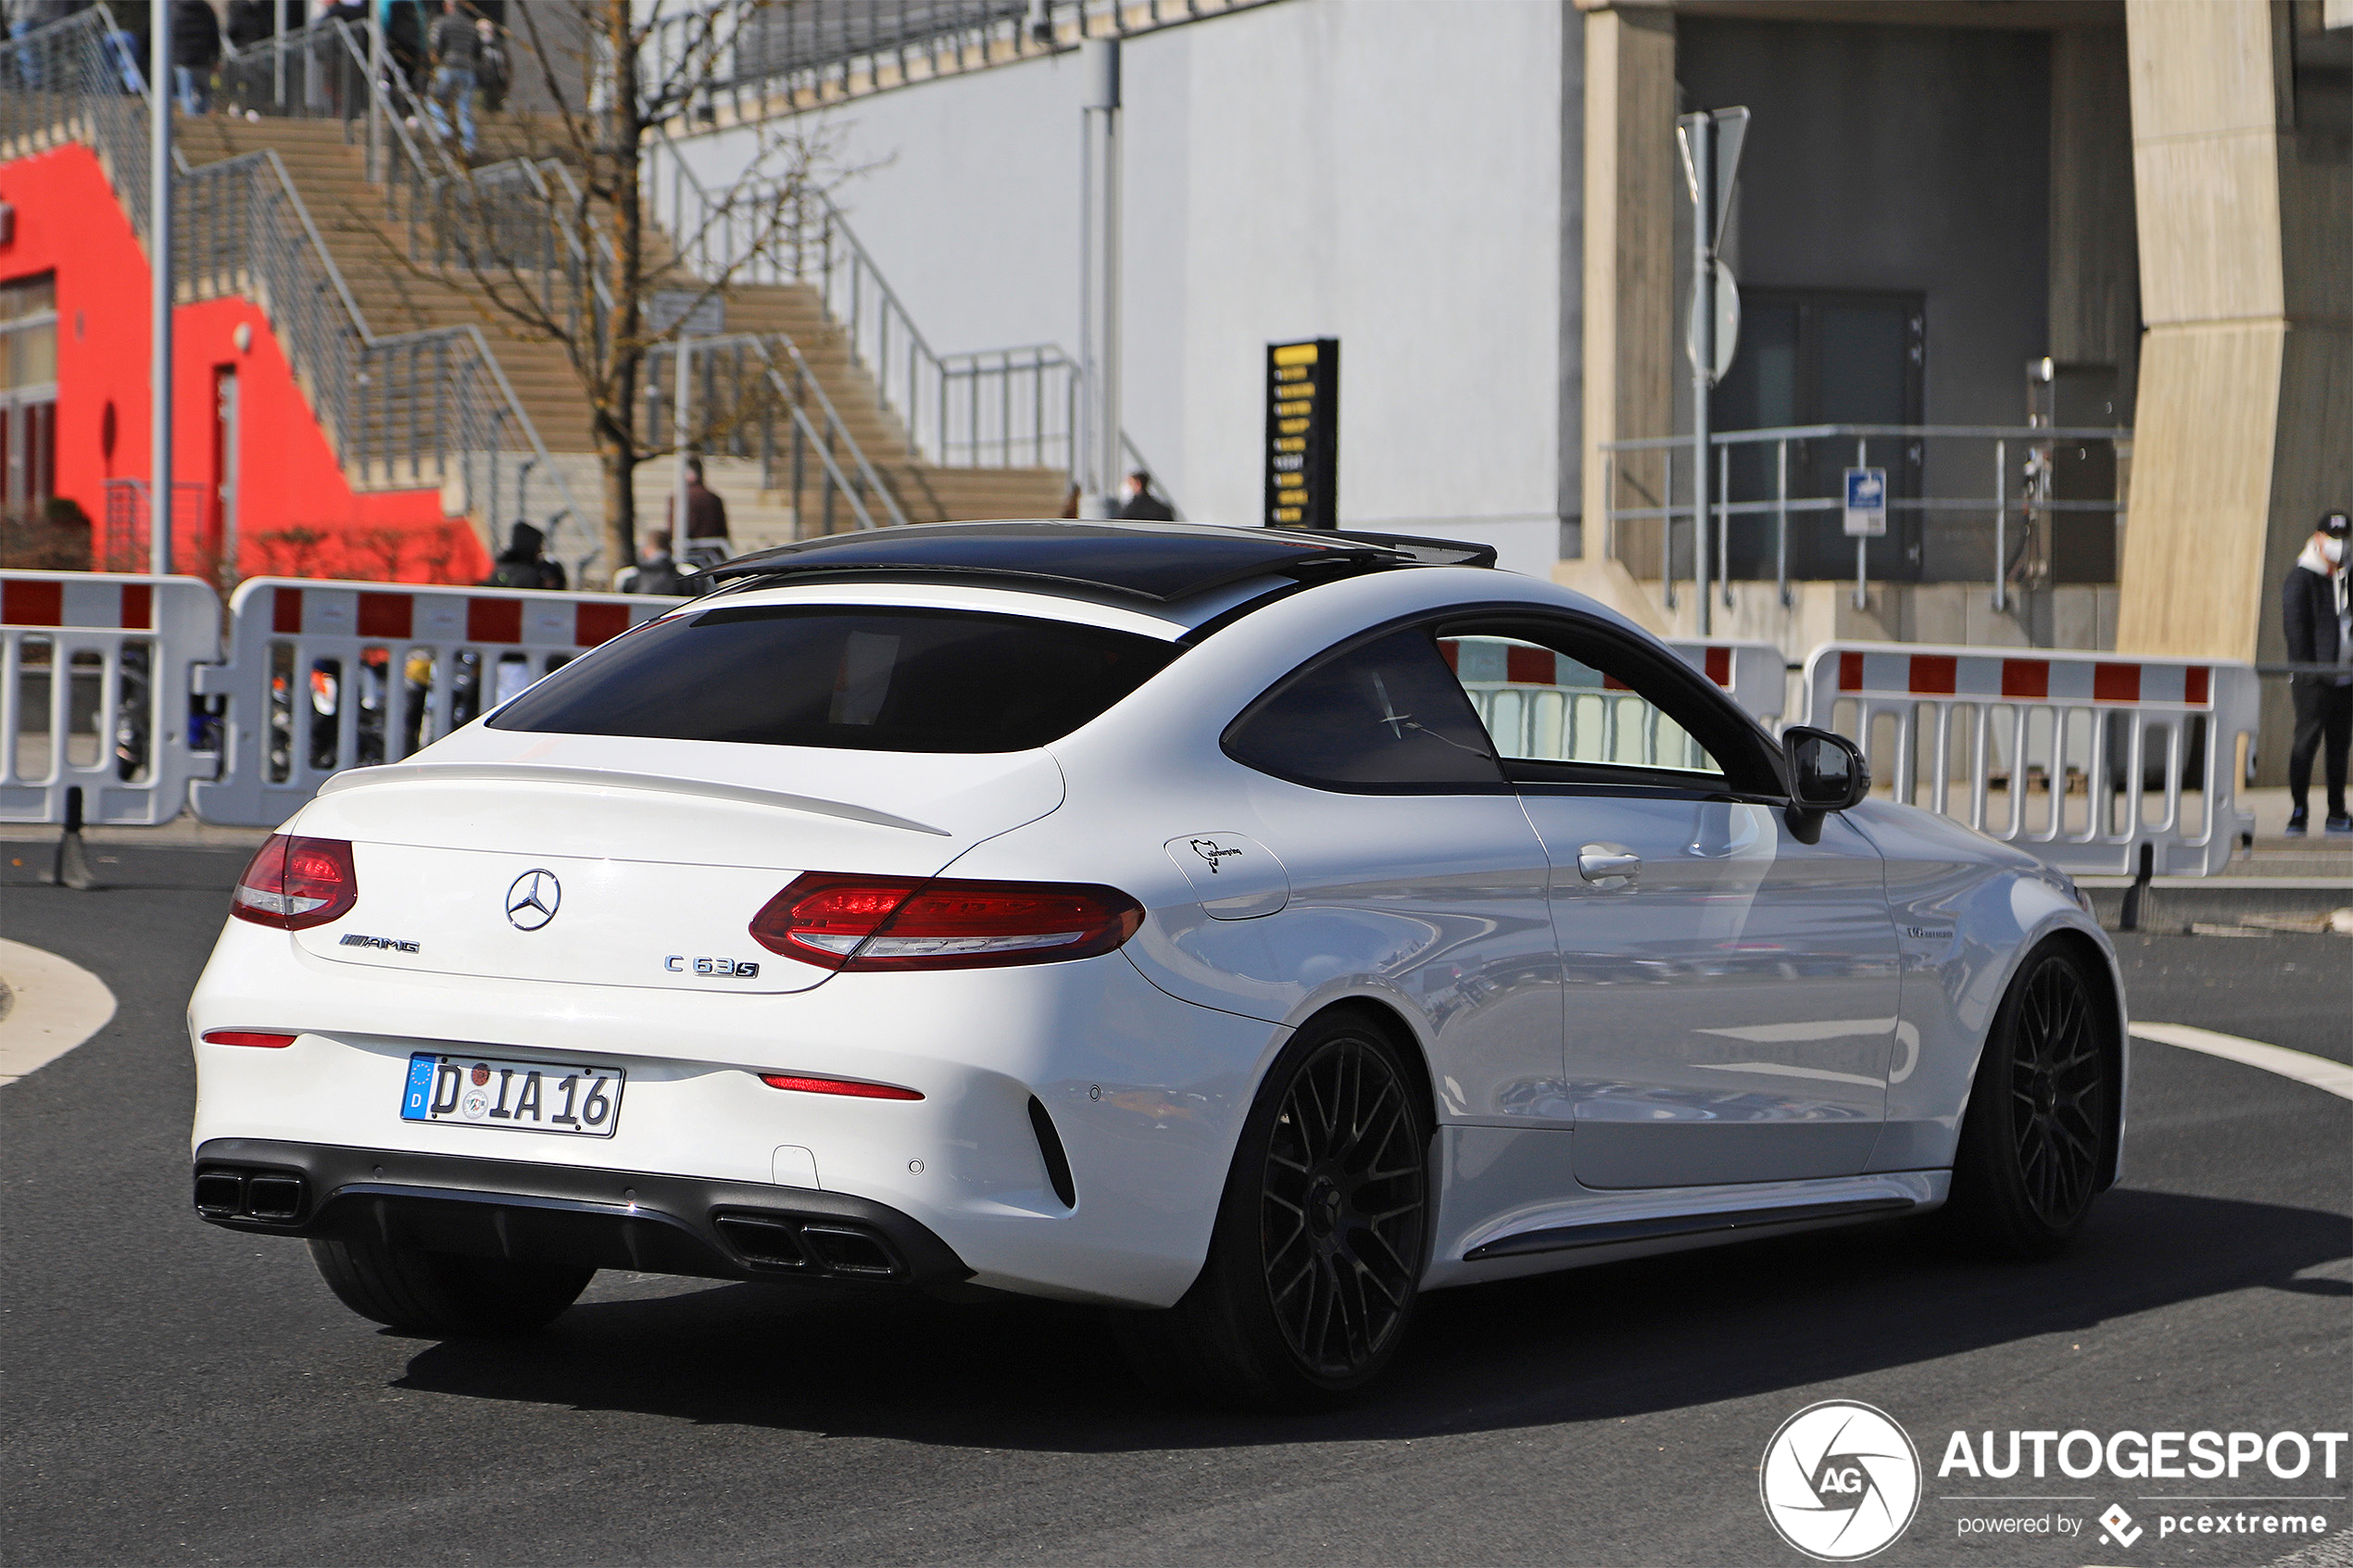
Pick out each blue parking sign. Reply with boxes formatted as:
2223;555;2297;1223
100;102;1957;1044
1843;467;1887;537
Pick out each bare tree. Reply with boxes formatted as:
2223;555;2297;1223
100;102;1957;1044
416;0;860;580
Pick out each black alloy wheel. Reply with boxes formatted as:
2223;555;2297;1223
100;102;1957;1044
1947;943;2113;1259
1113;1011;1433;1410
1259;1036;1427;1380
2008;954;2106;1228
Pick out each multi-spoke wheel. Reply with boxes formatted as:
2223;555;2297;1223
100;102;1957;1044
1114;1011;1431;1409
1947;943;2115;1258
1259;1035;1428;1380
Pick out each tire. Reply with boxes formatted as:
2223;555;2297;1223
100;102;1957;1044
308;1236;594;1336
1945;942;2115;1260
1119;1010;1433;1411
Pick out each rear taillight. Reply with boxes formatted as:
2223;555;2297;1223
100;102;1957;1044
200;1030;297;1048
758;1073;924;1100
749;872;1143;972
231;834;359;931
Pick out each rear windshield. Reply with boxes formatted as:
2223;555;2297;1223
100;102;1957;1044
488;604;1179;753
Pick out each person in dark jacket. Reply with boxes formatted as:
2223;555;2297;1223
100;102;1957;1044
170;0;220;113
480;521;566;591
2282;508;2352;834
1117;469;1176;521
667;457;732;571
617;530;688;596
423;0;478;154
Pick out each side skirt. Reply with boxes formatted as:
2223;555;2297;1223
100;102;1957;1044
1462;1195;1918;1261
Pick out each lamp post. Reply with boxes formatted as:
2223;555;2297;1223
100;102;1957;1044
150;7;173;577
1077;38;1120;519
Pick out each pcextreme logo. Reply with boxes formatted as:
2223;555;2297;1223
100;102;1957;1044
1760;1400;1924;1562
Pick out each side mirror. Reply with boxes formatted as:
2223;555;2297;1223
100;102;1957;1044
1784;726;1869;811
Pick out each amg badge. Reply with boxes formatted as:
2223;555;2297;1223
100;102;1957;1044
338;934;421;953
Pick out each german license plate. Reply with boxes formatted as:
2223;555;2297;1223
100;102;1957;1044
400;1053;624;1138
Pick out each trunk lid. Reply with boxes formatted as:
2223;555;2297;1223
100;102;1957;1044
285;733;1063;994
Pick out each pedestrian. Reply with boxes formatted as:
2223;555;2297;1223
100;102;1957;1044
7;0;81;89
472;12;507;113
170;0;220;114
479;521;566;590
1117;469;1175;521
2282;508;2352;835
617;530;689;596
422;0;477;155
223;0;271;51
667;457;732;571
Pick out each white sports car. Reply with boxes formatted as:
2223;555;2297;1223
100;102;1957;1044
188;521;2124;1407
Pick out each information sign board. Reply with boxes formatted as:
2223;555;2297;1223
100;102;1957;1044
1843;467;1888;537
1265;339;1339;529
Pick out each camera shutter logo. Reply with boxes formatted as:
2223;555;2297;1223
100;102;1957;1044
1759;1400;1922;1561
505;870;561;931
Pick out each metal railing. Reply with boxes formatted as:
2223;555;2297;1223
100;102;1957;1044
647;134;1173;507
641;0;1281;126
3;8;586;564
647;139;1076;473
418;146;912;534
1601;422;2130;623
643;332;913;532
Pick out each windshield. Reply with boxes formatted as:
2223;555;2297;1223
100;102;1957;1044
488;604;1180;753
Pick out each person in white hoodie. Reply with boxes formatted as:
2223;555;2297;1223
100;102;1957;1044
2282;508;2352;835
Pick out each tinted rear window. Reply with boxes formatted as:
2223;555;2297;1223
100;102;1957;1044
488;605;1179;752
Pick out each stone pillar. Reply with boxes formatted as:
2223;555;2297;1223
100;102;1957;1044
2117;0;2353;715
1563;1;1676;626
2049;26;2141;414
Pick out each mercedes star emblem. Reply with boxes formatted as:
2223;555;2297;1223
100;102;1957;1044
505;870;561;931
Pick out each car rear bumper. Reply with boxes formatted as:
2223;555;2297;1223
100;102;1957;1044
194;1137;979;1295
189;920;1286;1307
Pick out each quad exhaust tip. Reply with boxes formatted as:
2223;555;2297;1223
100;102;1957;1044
711;1210;906;1278
195;1167;308;1223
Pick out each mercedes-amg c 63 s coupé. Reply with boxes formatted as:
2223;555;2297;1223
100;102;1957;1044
189;521;2124;1407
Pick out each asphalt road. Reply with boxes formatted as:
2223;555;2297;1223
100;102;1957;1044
3;845;2347;1568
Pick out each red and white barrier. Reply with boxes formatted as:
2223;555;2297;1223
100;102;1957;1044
190;578;684;829
1;571;225;826
1803;643;2259;877
1667;639;1789;727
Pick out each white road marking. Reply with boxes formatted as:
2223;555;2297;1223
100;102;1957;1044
2131;1022;2353;1102
0;938;117;1087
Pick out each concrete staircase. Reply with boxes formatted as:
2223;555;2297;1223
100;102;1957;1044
174;114;1067;537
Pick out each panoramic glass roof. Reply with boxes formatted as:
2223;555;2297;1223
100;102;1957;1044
705;521;1490;604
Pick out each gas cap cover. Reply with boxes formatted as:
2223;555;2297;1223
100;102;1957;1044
1164;833;1290;920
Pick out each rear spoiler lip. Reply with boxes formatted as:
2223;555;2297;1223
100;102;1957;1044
315;762;953;837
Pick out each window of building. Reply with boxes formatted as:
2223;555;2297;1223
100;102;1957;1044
0;272;57;521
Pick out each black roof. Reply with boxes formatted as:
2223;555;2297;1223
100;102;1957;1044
699;521;1494;605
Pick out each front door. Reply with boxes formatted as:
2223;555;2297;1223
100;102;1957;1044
1439;619;1903;1187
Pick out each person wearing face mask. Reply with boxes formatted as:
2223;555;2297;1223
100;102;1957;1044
2282;508;2352;835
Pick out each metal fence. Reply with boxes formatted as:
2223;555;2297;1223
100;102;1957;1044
1601;422;2131;623
643;0;1284;123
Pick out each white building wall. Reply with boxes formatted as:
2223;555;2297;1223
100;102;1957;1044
675;0;1567;575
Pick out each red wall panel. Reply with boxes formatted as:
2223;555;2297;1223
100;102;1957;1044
0;142;488;583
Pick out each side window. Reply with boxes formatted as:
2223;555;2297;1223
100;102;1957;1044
1226;629;1504;791
1438;632;1726;781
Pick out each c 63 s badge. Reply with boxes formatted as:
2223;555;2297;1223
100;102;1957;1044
667;956;761;979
